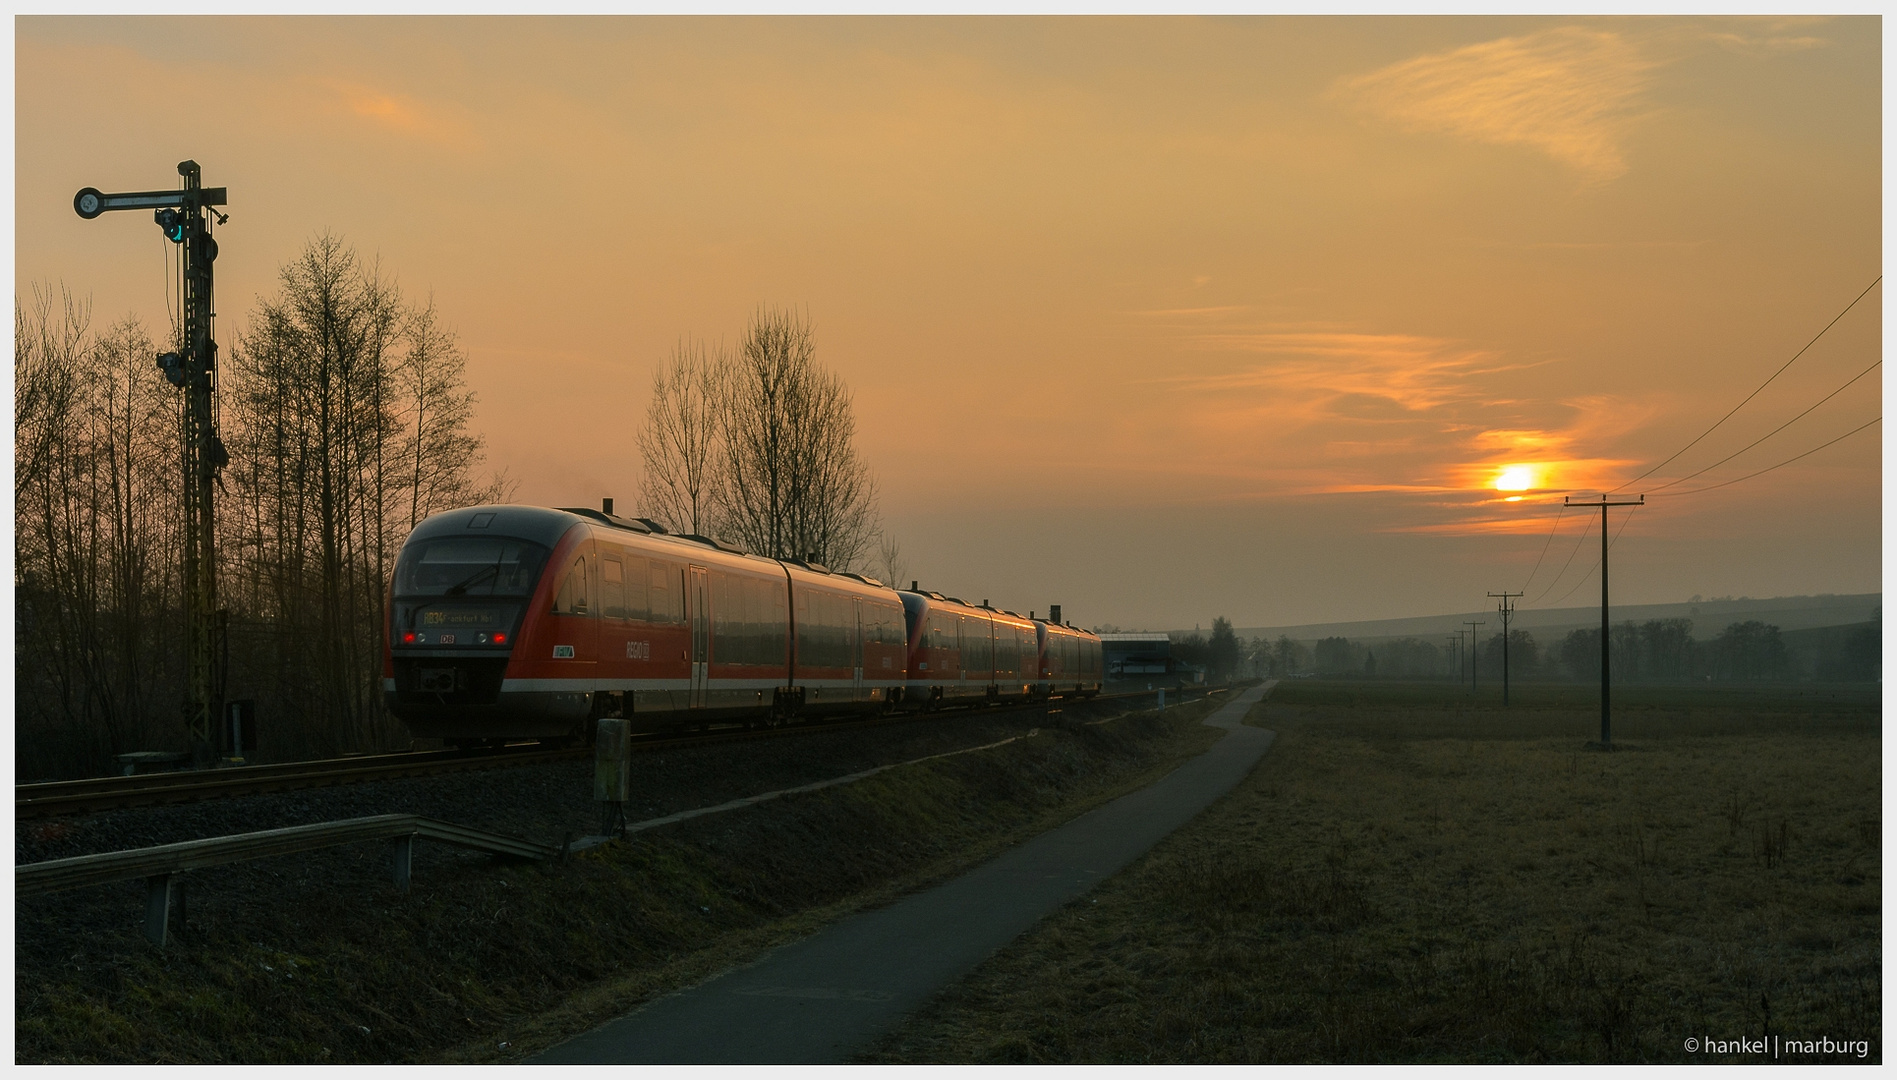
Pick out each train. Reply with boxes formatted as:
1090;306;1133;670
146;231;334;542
382;503;1103;745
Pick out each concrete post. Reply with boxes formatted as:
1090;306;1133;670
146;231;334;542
391;834;414;893
145;873;174;946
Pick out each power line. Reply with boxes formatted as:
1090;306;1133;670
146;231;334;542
1645;358;1881;493
1648;416;1880;498
1608;276;1881;494
1545;507;1636;609
1527;508;1596;607
1517;502;1567;595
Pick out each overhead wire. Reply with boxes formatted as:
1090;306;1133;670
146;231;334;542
1525;505;1595;607
1516;502;1567;595
1607;275;1881;494
1644;357;1881;494
1544;506;1637;610
1647;416;1880;497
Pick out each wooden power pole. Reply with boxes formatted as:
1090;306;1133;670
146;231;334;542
1564;495;1644;747
1488;591;1522;706
1462;620;1485;692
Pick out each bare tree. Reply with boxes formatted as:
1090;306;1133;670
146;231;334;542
225;233;406;752
715;307;879;569
14;285;86;502
875;531;908;589
15;291;184;777
637;339;724;536
398;295;488;527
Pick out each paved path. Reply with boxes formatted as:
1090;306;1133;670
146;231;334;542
534;682;1277;1064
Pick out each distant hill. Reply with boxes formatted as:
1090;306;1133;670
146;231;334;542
1231;593;1881;646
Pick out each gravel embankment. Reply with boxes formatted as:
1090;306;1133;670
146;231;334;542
16;697;1151;967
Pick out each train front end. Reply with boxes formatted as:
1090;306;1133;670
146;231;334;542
384;506;586;742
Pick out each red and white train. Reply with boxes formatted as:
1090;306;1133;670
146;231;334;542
383;504;1102;744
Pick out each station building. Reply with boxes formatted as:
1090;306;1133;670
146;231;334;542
1099;633;1174;681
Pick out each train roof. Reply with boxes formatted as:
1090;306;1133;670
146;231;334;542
407;504;587;550
406;505;903;590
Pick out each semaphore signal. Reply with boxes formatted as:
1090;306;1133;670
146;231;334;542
74;161;230;760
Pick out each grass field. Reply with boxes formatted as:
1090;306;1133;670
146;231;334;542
862;680;1882;1064
16;696;1229;1064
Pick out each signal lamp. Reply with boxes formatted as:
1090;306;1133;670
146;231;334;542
154;208;186;243
493;633;506;644
403;632;416;644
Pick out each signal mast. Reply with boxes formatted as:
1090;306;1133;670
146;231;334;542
75;161;229;758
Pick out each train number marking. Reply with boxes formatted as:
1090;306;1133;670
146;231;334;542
553;645;575;658
439;633;456;645
627;641;651;660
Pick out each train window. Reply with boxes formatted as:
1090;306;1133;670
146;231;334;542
961;616;991;673
762;579;786;666
648;562;676;623
740;576;761;665
395;537;550;598
553;556;590;616
996;630;1017;676
602;557;626;620
715;573;743;665
865;603;898;646
796;590;851;669
624;555;649;621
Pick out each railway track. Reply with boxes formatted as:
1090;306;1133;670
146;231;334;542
16;690;1181;820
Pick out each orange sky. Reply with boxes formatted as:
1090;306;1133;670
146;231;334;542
15;16;1883;630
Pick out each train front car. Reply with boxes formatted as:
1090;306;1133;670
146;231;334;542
385;505;598;742
1034;618;1105;699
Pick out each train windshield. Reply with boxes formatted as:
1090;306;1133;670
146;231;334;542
395;537;550;598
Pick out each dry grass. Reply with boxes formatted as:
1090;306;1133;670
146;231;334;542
16;696;1230;1064
862;681;1881;1064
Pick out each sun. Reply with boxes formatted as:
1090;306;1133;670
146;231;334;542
1494;465;1536;492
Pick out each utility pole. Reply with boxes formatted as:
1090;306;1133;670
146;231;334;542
1463;620;1485;692
1446;635;1462;682
1565;494;1644;747
76;164;230;761
1488;591;1522;706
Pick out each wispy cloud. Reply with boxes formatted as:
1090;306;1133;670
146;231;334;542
1144;318;1643;532
1336;26;1661;182
327;80;479;149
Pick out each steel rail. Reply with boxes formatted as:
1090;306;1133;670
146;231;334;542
15;689;1183;820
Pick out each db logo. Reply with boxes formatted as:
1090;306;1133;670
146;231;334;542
626;641;651;660
553;645;575;658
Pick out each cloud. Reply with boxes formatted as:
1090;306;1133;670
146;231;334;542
1336;26;1661;182
1144;319;1643;532
327;80;479;149
1696;16;1833;57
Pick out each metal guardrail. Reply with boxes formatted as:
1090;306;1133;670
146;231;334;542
17;813;557;946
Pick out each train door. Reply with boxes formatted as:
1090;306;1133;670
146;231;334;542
852;597;864;702
688;565;709;709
